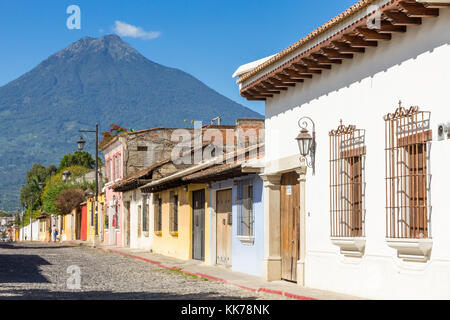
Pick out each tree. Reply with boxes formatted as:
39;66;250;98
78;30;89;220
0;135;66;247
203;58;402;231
58;151;95;171
55;188;85;215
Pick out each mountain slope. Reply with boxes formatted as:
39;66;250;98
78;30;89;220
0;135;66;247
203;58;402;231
0;35;261;210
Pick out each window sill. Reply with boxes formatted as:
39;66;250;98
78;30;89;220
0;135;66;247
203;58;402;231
170;232;178;237
386;238;433;262
330;237;366;257
237;236;255;246
154;231;162;237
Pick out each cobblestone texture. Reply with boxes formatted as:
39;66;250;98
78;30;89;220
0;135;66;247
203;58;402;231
0;242;285;300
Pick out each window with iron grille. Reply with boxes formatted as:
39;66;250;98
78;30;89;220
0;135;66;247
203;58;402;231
329;122;366;238
154;196;162;232
169;192;179;233
142;196;149;232
384;105;432;239
237;179;254;237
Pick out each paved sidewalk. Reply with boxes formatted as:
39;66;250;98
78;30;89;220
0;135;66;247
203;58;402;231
68;240;364;300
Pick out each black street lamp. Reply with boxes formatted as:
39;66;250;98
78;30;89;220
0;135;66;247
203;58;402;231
77;124;99;243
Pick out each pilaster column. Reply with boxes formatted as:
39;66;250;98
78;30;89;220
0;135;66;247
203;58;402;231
296;165;307;287
260;173;282;281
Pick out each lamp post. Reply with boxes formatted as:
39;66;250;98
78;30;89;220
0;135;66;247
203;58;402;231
77;124;99;245
294;116;316;287
47;167;56;242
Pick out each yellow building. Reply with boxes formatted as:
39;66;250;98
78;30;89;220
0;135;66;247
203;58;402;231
87;193;105;243
37;214;50;242
151;184;210;262
61;212;74;241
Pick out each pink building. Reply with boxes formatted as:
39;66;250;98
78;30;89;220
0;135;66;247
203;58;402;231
102;138;124;247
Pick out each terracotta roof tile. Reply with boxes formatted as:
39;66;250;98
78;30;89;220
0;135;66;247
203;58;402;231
237;0;379;84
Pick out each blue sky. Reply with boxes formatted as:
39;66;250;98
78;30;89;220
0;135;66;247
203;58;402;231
0;0;357;115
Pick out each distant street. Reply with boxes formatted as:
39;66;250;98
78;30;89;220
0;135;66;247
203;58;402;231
0;242;275;300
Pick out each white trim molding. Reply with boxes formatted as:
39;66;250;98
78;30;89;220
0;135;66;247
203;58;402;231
331;237;366;258
386;238;433;262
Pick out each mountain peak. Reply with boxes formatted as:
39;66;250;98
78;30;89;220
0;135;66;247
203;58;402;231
54;34;140;61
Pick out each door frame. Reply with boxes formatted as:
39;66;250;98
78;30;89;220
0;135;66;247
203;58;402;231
215;188;233;266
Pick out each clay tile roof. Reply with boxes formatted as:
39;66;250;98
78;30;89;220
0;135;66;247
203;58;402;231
111;158;171;191
236;0;379;84
182;163;242;181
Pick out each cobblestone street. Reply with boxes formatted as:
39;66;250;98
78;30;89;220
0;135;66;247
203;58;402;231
0;242;285;300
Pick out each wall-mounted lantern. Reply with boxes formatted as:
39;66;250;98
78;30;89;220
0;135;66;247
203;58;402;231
295;116;316;175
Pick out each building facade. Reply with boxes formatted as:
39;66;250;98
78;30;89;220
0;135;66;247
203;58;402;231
234;0;450;299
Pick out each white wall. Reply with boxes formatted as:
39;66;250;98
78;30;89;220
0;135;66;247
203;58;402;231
125;189;153;250
265;11;450;299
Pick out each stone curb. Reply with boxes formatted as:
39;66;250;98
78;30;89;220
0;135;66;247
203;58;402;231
69;241;318;300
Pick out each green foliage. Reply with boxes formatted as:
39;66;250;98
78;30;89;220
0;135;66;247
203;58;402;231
41;165;93;215
58;151;95;171
99;124;130;150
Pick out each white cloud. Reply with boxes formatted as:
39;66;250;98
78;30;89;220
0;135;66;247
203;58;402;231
113;21;161;40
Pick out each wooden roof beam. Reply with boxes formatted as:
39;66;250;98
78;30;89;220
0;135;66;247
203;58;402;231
331;41;366;53
311;53;342;64
254;84;280;94
301;58;332;70
384;10;422;25
246;88;273;98
276;73;304;83
241;91;266;101
284;68;313;79
291;63;322;74
261;80;288;90
268;77;296;87
399;1;439;17
355;27;392;40
342;34;378;48
421;3;450;8
321;48;354;59
377;20;407;33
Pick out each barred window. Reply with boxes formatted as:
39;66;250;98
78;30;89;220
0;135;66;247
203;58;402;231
142;196;149;232
329;122;366;238
237;179;253;237
169;192;179;233
384;104;431;239
154;196;162;232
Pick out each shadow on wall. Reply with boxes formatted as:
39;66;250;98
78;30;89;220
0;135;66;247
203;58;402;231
266;12;450;118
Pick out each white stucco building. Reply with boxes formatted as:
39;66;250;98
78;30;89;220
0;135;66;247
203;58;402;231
234;0;450;299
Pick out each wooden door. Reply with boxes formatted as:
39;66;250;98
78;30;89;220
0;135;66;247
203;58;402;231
76;208;81;240
280;172;300;282
216;189;232;266
192;190;205;261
